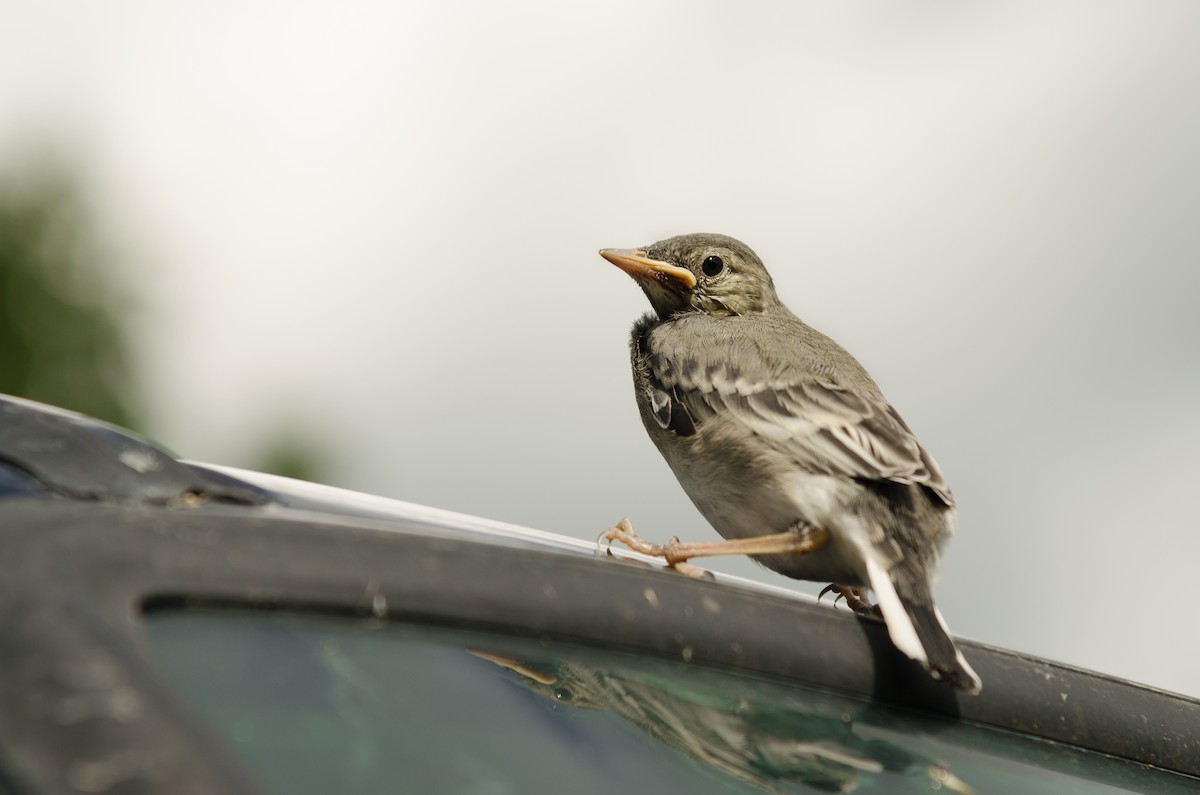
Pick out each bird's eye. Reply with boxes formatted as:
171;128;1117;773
553;687;573;702
701;255;725;277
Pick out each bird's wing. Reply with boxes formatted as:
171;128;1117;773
645;320;953;507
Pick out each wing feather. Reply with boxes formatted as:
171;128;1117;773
645;318;953;506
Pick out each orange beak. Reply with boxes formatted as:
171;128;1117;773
599;248;697;291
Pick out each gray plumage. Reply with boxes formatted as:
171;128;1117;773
603;233;980;692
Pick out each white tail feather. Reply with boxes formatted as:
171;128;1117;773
934;606;982;693
865;556;927;666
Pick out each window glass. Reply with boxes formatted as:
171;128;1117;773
142;611;1189;795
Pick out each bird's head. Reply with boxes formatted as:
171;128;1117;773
600;233;783;319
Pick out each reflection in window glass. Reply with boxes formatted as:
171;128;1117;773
142;611;1190;795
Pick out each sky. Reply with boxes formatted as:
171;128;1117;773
2;1;1198;698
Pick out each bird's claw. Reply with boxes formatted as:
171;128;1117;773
596;523;620;556
817;583;845;606
818;584;877;615
598;520;633;559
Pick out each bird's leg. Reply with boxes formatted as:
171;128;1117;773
658;523;831;565
817;584;881;616
603;518;830;578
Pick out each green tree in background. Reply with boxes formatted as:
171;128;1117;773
0;161;328;482
0;165;141;430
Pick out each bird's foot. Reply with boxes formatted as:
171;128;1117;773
818;584;881;616
602;519;714;579
604;519;833;581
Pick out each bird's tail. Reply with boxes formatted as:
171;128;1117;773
865;557;981;694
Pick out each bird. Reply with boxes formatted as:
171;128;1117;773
598;233;980;693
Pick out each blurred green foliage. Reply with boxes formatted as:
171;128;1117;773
0;161;328;482
255;432;328;484
0;165;141;430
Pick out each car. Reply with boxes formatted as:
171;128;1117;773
0;393;1196;794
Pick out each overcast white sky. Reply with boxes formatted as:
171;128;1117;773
2;1;1198;697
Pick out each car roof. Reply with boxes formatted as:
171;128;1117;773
1;394;1198;794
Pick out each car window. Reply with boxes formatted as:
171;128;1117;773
142;610;1190;795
